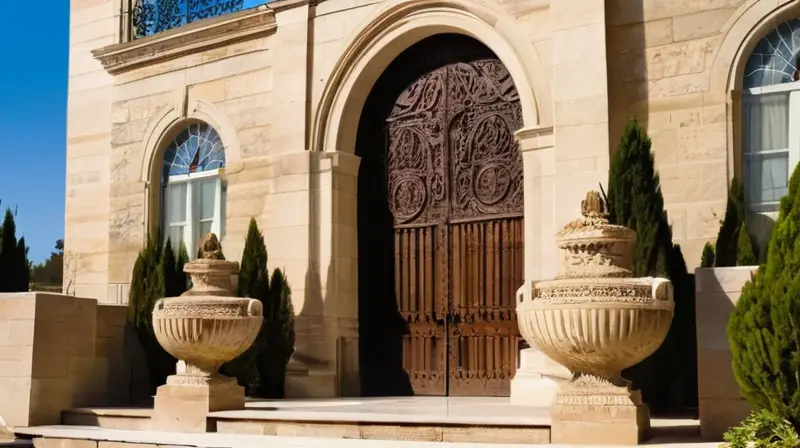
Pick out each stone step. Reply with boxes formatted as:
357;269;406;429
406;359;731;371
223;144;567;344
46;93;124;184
15;425;720;448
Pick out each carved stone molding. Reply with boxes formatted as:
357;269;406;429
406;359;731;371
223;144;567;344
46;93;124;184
92;6;277;76
515;125;553;152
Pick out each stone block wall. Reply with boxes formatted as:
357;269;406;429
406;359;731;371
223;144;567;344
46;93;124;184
0;293;142;428
66;0;116;301
694;267;756;441
605;0;747;268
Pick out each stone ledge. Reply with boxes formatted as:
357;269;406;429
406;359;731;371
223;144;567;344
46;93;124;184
91;7;277;76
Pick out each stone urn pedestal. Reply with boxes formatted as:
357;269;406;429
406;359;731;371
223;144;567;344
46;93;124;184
516;192;674;445
151;235;263;433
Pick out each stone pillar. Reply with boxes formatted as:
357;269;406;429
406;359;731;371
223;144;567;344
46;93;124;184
550;0;611;227
511;126;571;406
280;151;361;398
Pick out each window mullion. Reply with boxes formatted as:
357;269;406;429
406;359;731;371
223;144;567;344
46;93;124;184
790;91;800;170
186;180;195;258
212;177;222;238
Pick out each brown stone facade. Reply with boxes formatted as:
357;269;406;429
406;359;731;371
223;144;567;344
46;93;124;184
67;0;800;398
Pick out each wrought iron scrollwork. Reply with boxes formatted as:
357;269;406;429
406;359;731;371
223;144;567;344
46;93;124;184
132;0;245;39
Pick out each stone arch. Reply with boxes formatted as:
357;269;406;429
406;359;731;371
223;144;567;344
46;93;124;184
311;0;551;155
710;0;800;93
139;97;242;235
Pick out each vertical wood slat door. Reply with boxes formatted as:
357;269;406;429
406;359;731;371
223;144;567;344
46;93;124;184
393;225;446;396
386;53;524;396
448;218;524;396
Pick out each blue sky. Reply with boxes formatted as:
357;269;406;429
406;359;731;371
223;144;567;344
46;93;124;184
0;0;68;263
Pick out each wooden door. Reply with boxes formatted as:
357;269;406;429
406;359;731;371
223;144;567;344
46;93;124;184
386;57;524;396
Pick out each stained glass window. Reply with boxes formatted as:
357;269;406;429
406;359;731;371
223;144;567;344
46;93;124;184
744;19;800;89
162;122;226;181
161;122;226;258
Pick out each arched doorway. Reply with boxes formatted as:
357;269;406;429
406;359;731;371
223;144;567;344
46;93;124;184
357;34;525;397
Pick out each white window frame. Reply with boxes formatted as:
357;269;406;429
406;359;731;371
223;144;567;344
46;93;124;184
742;80;800;214
162;168;224;258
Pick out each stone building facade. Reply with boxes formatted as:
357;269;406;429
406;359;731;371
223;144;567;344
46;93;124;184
67;0;799;397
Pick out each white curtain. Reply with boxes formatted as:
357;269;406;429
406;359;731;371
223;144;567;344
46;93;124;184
743;93;790;205
166;182;188;249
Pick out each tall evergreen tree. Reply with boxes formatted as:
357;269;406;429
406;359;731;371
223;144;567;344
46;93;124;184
258;268;295;398
737;221;757;266
716;179;749;267
701;242;716;268
222;219;268;394
728;163;800;427
17;237;30;292
0;209;17;292
606;118;696;411
128;235;184;393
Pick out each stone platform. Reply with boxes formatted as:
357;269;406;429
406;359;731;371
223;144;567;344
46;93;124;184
46;397;710;446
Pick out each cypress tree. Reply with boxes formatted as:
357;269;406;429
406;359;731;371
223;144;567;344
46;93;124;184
128;234;178;394
257;268;295;398
716;179;747;267
606;118;696;411
701;242;716;268
728;164;800;426
221;218;268;394
737;221;757;266
17;237;29;292
175;242;189;294
238;218;269;299
0;209;17;292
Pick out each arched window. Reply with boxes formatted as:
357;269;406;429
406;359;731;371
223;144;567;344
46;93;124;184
161;122;226;256
742;19;800;212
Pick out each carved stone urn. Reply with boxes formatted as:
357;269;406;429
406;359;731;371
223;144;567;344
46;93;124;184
151;233;263;433
516;191;674;445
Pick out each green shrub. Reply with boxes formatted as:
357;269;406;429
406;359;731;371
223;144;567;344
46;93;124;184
257;267;295;398
701;242;716;268
723;410;800;448
128;236;188;393
222;219;268;394
605;118;696;411
0;208;30;292
728;163;800;427
221;218;296;398
716;179;745;267
737;221;757;266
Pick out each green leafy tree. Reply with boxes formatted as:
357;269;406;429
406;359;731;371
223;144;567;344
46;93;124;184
605;118;697;411
701;242;716;268
31;240;64;286
728;164;800;427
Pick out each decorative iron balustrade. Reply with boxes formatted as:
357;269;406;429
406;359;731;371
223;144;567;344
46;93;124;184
132;0;246;38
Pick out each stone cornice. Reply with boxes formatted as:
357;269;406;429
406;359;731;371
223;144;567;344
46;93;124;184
92;6;277;76
515;125;554;152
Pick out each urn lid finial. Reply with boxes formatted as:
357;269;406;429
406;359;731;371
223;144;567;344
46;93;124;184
581;191;608;221
199;233;225;260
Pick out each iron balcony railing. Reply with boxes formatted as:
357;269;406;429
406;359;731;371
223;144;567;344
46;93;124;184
131;0;263;39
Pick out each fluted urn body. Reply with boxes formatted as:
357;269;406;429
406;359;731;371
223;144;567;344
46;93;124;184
516;191;675;445
152;234;263;383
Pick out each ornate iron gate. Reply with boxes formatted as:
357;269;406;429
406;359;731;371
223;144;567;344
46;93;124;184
386;58;525;396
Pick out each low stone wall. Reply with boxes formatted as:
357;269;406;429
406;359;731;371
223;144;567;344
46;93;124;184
0;293;147;427
694;267;757;441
